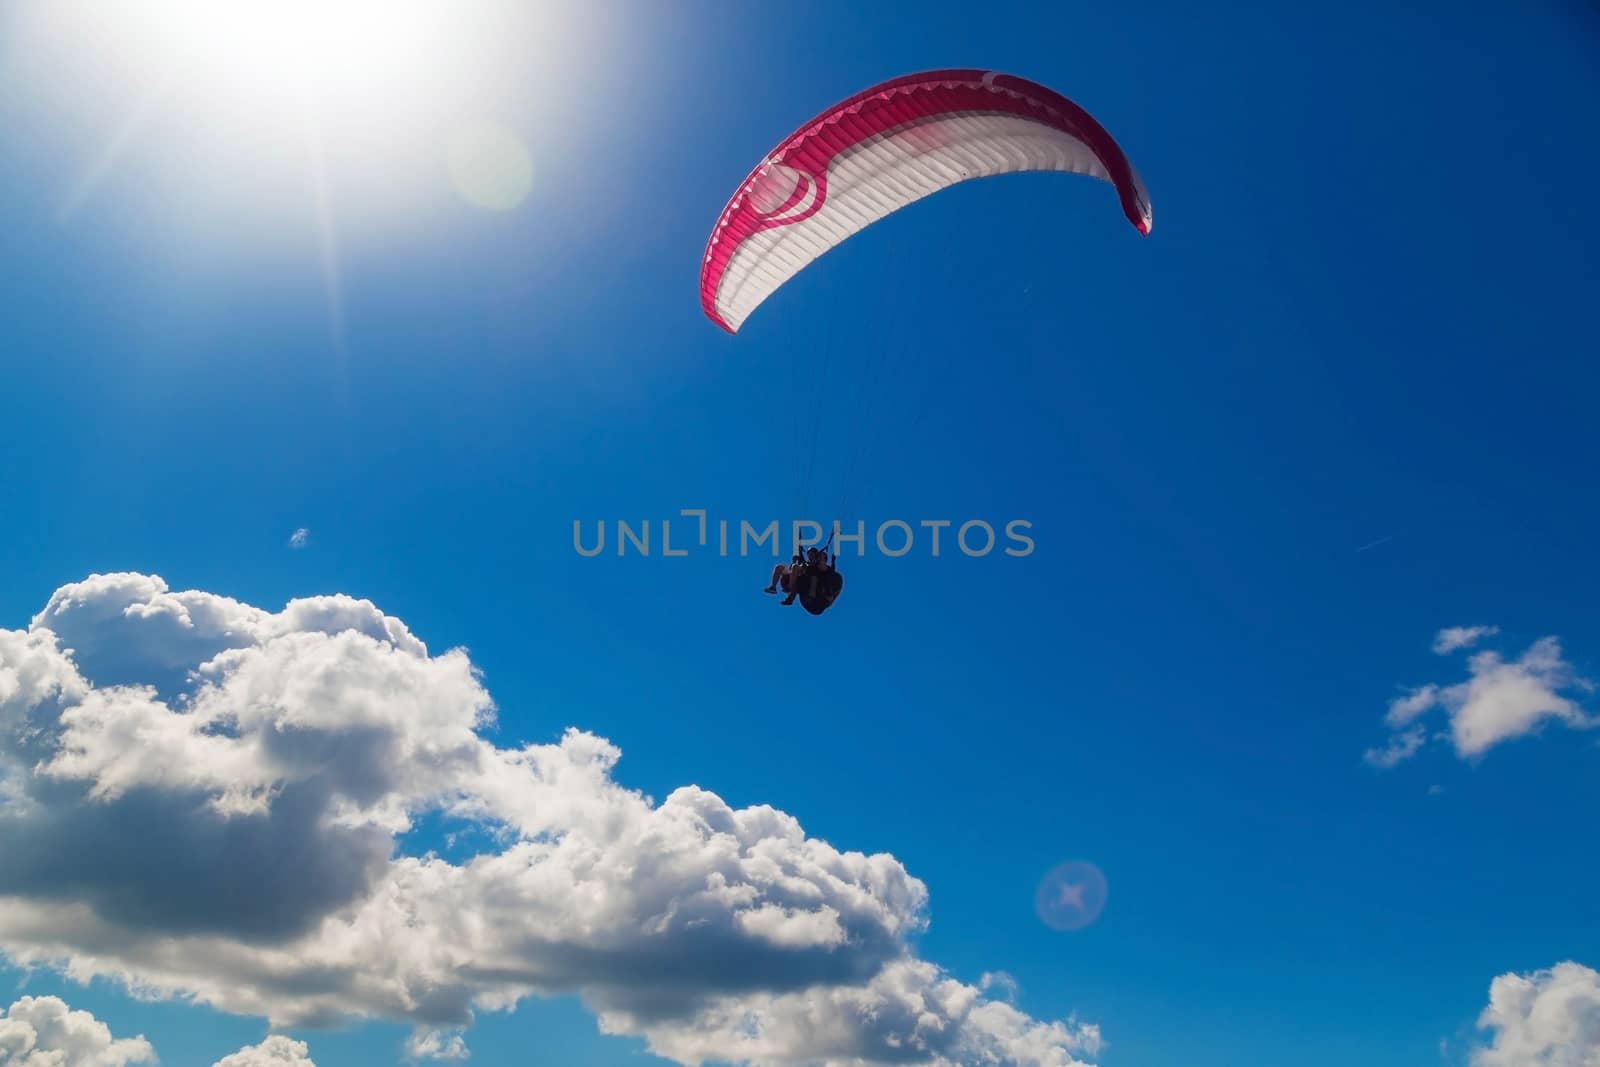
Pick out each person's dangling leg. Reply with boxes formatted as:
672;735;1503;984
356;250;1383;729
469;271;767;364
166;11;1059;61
764;564;788;594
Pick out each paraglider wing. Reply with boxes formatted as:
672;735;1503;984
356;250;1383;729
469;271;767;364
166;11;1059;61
700;68;1153;333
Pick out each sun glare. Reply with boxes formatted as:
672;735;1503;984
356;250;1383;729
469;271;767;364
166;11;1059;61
61;0;458;140
5;0;634;342
1;0;626;278
12;0;591;213
136;0;440;105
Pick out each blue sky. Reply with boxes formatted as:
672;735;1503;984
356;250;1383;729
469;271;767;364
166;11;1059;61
2;3;1599;1066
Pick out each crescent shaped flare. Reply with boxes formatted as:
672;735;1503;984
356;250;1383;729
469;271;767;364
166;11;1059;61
700;68;1153;334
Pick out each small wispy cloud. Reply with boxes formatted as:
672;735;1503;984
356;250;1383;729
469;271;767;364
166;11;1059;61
1432;625;1499;655
1365;628;1597;769
979;971;1020;1003
1386;685;1440;728
1363;726;1426;769
406;1029;469;1062
288;527;310;550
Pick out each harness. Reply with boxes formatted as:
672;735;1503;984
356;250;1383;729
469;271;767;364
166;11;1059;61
796;565;844;616
788;532;843;615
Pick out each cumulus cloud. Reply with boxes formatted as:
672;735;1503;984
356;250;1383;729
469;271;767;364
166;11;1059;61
0;574;1096;1066
0;995;155;1067
1473;960;1600;1066
1444;638;1595;757
404;1030;467;1061
288;530;309;550
1433;626;1499;656
607;959;1103;1067
212;1035;317;1066
1364;630;1596;768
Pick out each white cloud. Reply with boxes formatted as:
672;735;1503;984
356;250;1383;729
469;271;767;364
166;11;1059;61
605;959;1102;1067
1365;630;1596;768
404;1029;468;1061
1385;685;1439;728
1433;626;1499;655
980;971;1020;1003
1444;639;1595;758
213;1035;317;1066
1473;960;1600;1066
0;573;1095;1066
0;995;155;1067
288;530;310;550
1363;725;1426;769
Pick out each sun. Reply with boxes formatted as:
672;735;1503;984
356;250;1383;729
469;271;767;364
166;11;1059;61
7;0;610;343
129;0;444;108
12;0;595;214
36;0;469;144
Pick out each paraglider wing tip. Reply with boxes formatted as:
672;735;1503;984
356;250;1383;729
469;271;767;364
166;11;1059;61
699;290;740;333
1131;194;1154;236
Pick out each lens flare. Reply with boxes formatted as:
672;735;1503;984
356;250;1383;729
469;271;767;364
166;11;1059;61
1034;861;1108;932
448;122;534;212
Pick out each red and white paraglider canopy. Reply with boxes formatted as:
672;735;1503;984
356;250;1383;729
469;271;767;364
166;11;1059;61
700;68;1153;334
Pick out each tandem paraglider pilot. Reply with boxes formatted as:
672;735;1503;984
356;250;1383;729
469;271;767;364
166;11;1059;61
764;543;843;616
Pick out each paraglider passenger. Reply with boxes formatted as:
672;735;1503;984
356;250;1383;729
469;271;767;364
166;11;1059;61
764;545;828;603
763;553;805;601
